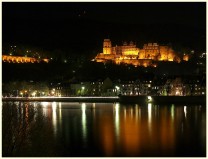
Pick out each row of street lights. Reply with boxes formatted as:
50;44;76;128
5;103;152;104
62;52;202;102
16;84;121;97
18;90;46;97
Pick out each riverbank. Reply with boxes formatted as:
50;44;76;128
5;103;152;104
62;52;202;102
2;96;120;103
119;95;206;104
2;95;206;104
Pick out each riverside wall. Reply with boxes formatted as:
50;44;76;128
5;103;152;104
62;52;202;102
119;95;206;104
2;96;206;104
2;97;119;103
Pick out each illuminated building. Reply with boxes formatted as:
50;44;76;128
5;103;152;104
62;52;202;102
169;78;184;96
94;39;188;67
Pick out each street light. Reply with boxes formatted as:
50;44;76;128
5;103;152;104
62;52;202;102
32;92;36;97
51;88;55;96
115;86;120;95
81;86;85;96
147;96;152;102
115;86;120;90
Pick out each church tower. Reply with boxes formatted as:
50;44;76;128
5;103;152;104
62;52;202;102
103;39;112;54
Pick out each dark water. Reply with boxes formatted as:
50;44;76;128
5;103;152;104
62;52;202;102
2;102;206;157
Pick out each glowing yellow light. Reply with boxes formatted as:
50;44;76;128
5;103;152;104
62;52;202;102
32;92;36;97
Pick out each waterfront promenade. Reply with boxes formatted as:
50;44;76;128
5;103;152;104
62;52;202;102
2;95;206;104
2;96;120;103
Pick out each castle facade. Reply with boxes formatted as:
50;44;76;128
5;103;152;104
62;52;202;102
94;39;189;67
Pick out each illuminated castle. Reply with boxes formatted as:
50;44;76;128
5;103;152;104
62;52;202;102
94;39;189;67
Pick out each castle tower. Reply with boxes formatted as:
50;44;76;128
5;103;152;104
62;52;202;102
103;39;112;54
129;41;134;46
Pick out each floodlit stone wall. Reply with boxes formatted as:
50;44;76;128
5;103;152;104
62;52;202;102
2;55;49;63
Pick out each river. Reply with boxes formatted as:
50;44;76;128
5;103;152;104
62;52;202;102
2;101;206;157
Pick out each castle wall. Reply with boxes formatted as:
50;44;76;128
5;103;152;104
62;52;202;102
159;46;169;60
167;48;176;61
138;50;146;59
121;45;139;56
115;59;154;67
96;53;116;60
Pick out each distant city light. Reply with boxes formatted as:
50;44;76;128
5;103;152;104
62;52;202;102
32;92;36;97
147;96;152;102
176;90;180;96
115;86;120;90
51;89;55;95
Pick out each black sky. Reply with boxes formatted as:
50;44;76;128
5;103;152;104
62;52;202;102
2;2;206;54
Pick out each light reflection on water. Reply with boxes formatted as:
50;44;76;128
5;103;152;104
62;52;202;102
81;103;87;145
2;102;206;157
52;102;57;135
114;103;120;140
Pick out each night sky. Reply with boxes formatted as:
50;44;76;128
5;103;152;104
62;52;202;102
2;2;206;54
